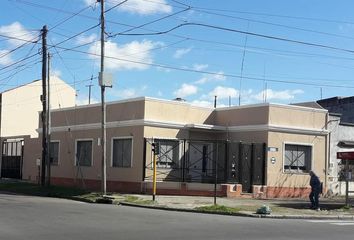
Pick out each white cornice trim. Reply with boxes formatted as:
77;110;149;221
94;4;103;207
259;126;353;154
51;96;213;113
39;119;328;136
227;124;328;135
216;102;327;113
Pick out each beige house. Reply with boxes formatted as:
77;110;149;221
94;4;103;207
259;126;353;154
0;77;75;179
22;97;329;198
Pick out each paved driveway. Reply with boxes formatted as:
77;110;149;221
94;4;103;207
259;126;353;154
0;193;353;240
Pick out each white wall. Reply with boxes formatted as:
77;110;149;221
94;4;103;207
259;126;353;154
1;77;75;138
327;115;354;196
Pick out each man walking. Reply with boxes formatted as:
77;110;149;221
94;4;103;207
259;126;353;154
309;171;321;210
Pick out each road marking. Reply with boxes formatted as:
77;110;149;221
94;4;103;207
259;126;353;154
306;220;354;226
307;220;354;223
331;223;354;226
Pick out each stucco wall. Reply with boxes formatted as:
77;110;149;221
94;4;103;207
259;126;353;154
1;77;75;138
144;98;214;125
267;132;326;188
269;104;326;129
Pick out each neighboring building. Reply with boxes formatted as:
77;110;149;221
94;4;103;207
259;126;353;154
23;97;328;198
0;77;76;179
317;97;354;196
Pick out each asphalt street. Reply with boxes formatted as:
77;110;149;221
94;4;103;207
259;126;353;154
0;193;353;240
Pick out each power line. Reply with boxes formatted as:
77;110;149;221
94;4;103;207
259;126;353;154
141;0;354;40
191;5;354;26
0;33;40;60
104;0;129;13
49;5;93;31
49;24;100;48
193;9;354;41
51;44;354;89
112;22;354;55
116;7;191;35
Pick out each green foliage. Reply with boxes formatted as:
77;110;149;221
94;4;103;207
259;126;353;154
195;204;241;214
0;181;96;202
124;195;155;205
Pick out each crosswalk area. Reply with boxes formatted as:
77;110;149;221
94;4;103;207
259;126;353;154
307;220;354;226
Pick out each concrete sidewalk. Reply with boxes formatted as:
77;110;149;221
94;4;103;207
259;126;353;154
118;194;354;220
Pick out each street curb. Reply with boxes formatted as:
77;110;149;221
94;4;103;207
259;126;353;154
119;202;354;220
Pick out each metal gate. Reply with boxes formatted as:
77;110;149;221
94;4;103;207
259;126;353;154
1;139;24;179
144;139;226;183
144;138;266;191
227;142;266;193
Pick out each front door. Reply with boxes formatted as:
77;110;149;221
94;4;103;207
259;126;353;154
240;143;253;193
1;140;24;179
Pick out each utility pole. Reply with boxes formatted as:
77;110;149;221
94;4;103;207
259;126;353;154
86;83;93;104
99;0;107;195
40;25;48;186
46;52;51;186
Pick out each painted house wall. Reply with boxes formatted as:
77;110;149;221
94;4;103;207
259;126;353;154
327;116;354;196
144;98;214;125
22;97;329;197
1;77;75;138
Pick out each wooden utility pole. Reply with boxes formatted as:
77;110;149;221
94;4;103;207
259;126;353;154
100;0;107;195
41;25;48;186
46;52;51;186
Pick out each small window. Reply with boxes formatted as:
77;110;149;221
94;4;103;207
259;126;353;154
284;144;312;173
50;141;59;165
155;139;180;169
112;138;132;168
76;140;92;167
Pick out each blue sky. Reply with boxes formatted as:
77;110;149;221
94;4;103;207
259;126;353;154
2;0;354;107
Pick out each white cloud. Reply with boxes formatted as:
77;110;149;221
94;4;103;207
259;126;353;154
208;86;238;99
50;69;62;78
84;0;172;15
173;48;191;59
76;34;97;45
117;88;138;98
253;89;304;101
0;50;13;65
110;85;148;99
0;22;36;46
174;83;198;98
88;39;162;71
193;64;208;71
76;96;99;106
191;99;227;108
190;100;213;108
195;71;226;84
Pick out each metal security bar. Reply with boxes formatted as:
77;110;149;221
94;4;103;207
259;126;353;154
144;138;226;183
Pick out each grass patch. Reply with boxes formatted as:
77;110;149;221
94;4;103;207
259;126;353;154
195;204;242;214
341;205;352;211
124;195;155;205
0;181;100;202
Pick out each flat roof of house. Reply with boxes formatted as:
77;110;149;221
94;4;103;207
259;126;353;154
50;96;328;113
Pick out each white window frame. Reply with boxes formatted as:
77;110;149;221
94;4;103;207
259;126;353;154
74;139;94;167
111;136;133;168
282;141;314;174
49;140;60;166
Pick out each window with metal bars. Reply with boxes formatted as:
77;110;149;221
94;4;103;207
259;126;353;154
154;139;180;169
284;144;312;173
